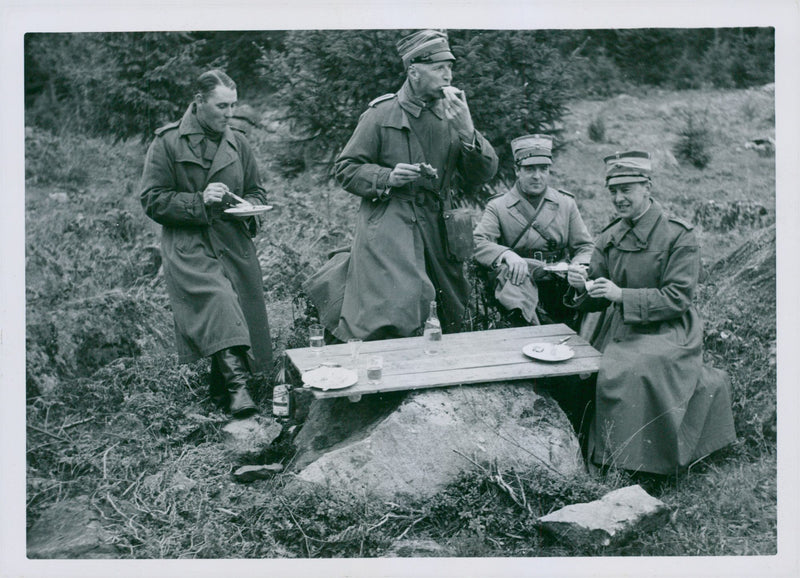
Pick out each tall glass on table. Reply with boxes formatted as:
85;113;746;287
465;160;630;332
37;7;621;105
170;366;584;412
309;323;325;359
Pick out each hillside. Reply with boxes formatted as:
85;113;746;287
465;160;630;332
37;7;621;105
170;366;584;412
24;86;776;559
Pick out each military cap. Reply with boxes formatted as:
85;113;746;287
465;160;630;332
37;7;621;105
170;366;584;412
511;134;553;166
604;150;652;186
397;29;455;68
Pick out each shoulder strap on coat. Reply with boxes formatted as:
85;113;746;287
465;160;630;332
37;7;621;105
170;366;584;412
668;216;694;230
557;188;575;198
369;93;396;107
154;120;180;136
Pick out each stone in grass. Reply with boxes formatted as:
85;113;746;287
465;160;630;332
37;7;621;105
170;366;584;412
27;496;119;559
233;463;284;483
537;484;671;548
222;415;282;461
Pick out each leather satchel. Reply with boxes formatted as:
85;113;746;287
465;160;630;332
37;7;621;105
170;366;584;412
442;207;475;262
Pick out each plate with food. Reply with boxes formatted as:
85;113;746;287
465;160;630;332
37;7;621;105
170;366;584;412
522;342;575;362
301;366;358;391
224;204;273;217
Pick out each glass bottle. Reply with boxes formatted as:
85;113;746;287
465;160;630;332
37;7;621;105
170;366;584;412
423;300;442;355
272;355;291;418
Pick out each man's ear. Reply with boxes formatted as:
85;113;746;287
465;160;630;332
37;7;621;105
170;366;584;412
407;65;418;80
194;93;204;105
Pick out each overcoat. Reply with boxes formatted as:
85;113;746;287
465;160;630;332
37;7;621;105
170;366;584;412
140;104;272;372
570;201;736;474
318;82;497;340
474;184;594;323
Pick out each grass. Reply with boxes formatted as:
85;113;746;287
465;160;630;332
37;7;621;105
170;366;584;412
24;85;777;559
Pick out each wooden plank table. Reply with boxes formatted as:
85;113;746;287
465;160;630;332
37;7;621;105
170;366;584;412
285;323;602;400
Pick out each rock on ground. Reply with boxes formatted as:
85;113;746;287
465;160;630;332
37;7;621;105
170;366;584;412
222;414;283;462
291;381;583;501
27;496;119;559
537;484;670;548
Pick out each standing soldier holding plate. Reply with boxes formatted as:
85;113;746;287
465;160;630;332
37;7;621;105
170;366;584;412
140;69;272;419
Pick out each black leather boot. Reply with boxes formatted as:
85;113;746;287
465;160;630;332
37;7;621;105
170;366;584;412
208;355;228;407
212;348;258;419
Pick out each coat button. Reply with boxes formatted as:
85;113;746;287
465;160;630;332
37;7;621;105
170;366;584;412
243;252;248;258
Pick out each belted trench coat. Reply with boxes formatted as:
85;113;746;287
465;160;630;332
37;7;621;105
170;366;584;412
474;184;593;323
309;82;497;341
140;104;272;372
569;201;736;474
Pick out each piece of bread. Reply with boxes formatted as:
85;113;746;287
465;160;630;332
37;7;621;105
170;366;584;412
417;162;439;180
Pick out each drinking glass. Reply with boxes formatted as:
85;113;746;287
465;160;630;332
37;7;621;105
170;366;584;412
309;324;325;357
366;355;383;384
347;338;363;370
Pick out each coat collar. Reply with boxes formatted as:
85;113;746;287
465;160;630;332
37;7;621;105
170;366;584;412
178;103;239;152
609;200;662;248
504;184;560;210
397;81;445;120
504;184;560;231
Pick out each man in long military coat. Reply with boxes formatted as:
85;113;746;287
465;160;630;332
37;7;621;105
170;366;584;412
474;134;593;327
140;69;272;418
565;150;736;474
318;29;498;341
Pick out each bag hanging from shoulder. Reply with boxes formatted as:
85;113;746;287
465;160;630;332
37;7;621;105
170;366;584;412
442;207;475;262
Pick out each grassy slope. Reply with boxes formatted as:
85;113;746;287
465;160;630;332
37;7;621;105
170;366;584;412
24;86;776;558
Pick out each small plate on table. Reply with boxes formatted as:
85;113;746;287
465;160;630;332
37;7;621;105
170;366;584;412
302;366;358;391
522;342;575;362
224;204;273;217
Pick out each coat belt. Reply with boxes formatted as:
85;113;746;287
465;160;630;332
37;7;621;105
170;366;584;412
390;188;442;209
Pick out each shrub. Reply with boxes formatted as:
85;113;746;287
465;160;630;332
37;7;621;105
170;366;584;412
588;116;606;143
673;110;712;169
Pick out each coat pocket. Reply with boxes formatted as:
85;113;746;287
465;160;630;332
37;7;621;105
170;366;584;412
365;200;390;240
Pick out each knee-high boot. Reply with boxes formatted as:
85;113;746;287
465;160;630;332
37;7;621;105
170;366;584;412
212;348;258;418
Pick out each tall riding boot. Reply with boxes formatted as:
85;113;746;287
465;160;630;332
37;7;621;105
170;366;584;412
212;348;258;419
208;355;227;407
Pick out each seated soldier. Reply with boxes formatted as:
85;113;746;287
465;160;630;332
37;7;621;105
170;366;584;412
565;150;736;475
474;134;593;327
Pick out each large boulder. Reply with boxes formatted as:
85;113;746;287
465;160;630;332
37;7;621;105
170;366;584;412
291;381;583;501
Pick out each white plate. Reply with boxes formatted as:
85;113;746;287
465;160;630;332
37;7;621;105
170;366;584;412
301;366;358;391
543;261;569;272
224;204;273;216
522;342;575;362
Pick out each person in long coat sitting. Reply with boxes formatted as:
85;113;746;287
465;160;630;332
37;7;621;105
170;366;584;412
565;150;736;475
140;69;272;418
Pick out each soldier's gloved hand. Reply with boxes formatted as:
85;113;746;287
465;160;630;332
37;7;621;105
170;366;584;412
499;250;528;286
203;182;230;206
387;163;421;188
587;277;622;302
567;263;589;290
442;88;475;143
